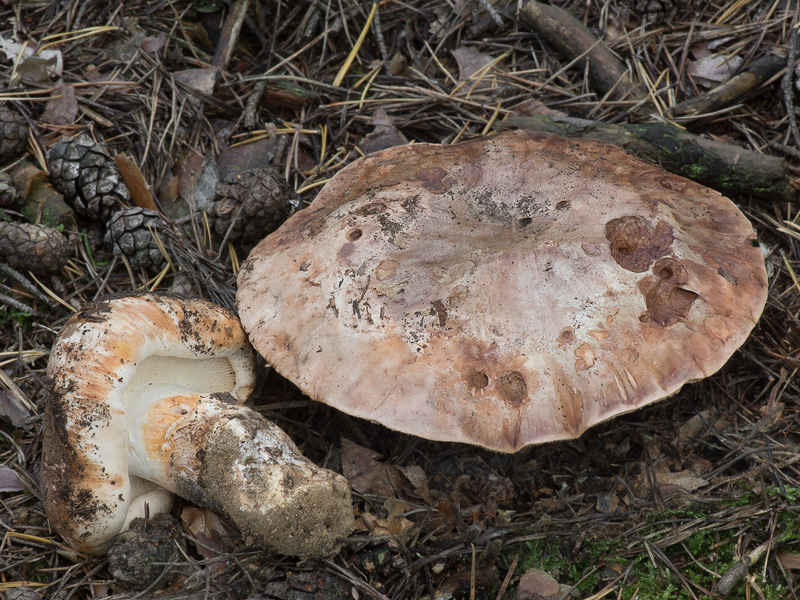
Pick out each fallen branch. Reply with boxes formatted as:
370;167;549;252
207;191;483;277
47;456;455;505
517;1;645;102
671;53;786;120
212;0;251;71
498;114;795;202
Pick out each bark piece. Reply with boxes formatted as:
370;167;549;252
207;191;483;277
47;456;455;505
671;53;786;119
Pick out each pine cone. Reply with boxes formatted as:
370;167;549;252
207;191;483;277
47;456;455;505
104;207;166;271
0;108;29;162
0;171;19;207
48;134;131;223
634;0;675;23
200;169;295;245
0;221;72;275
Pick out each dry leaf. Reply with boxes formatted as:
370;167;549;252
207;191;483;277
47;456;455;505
677;408;716;450
41;83;78;126
0;465;25;492
0;35;62;80
0;389;32;428
510;98;566;118
173;67;217;94
359;108;408;155
688;54;742;86
516;568;561;600
452;46;495;81
115;154;157;211
778;551;800;570
595;491;619;513
685;453;713;476
217;137;278;177
341;438;407;497
141;33;168;53
181;506;237;559
689;41;711;60
656;470;708;492
386;52;407;76
399;464;433;504
83;65;133;91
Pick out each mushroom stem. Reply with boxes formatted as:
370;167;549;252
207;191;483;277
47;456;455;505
131;391;353;558
120;483;175;531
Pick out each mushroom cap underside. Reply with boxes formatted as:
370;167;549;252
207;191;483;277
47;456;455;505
237;131;768;453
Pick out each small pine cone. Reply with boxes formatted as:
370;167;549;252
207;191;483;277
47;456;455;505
0;221;72;275
0;171;19;207
104;207;166;271
201;169;295;245
0;108;29;162
48;134;131;223
634;0;675;23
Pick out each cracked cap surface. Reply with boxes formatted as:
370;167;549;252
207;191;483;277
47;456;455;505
237;131;768;453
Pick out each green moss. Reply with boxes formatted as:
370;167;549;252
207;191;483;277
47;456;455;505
515;539;565;574
502;496;797;600
0;309;32;328
766;486;800;503
621;561;681;600
777;511;800;543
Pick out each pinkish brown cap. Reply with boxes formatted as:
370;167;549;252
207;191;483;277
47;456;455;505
236;131;768;453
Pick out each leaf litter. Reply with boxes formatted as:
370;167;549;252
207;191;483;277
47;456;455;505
0;1;798;599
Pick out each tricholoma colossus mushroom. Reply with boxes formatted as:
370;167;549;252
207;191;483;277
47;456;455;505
43;294;353;557
237;131;768;453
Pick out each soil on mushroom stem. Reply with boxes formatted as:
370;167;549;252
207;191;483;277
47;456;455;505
0;1;797;599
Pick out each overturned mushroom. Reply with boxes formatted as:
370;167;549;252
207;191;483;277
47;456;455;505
237;131;768;453
43;294;353;557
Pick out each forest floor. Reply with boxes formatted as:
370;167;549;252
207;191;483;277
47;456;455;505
0;1;799;599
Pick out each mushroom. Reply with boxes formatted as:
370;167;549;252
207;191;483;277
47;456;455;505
236;131;768;453
43;294;353;557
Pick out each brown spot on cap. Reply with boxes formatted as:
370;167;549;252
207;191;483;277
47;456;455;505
375;259;398;281
415;166;454;194
588;329;610;342
496;371;527;405
469;371;489;389
558;327;575;345
581;243;602;257
658;176;687;192
653;257;688;285
704;316;731;340
355;202;387;216
431;300;447;327
605;216;674;272
639;277;699;326
574;342;596;370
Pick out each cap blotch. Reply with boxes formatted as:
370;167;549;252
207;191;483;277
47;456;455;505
605;216;674;272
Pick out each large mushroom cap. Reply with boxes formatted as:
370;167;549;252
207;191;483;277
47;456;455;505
237;131;768;453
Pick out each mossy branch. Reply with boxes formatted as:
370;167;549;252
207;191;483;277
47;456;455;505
499;115;796;202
